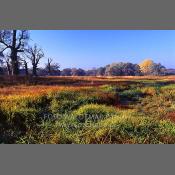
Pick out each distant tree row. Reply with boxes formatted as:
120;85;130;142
60;59;167;76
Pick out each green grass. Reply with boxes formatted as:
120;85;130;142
72;104;118;123
1;80;175;144
82;115;175;144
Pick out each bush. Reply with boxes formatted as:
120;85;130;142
141;87;158;96
2;107;42;130
0;106;43;143
136;90;175;118
161;84;175;90
0;95;49;110
17;120;61;144
49;90;80;101
50;93;100;115
100;85;116;93
81;116;175;144
0;94;49;125
119;89;143;102
0;96;48;143
73;104;117;123
50;99;82;115
22;95;49;109
50;89;117;115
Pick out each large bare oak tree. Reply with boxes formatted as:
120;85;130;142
0;30;29;75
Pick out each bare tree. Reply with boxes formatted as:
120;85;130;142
0;30;29;75
0;52;12;75
20;58;29;76
26;44;44;76
45;58;60;75
47;58;53;75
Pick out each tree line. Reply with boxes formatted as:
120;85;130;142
60;60;166;76
0;30;169;77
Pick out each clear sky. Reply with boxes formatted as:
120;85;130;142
29;30;175;69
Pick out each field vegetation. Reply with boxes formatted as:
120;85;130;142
0;76;175;144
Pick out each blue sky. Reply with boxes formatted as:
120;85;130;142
30;30;175;69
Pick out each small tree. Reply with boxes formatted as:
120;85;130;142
61;68;72;76
71;68;86;76
122;63;141;76
105;63;123;76
21;59;29;76
86;68;97;76
152;63;166;76
0;52;12;75
96;67;106;76
49;63;60;75
47;58;53;75
45;58;60;75
105;62;141;76
26;44;44;76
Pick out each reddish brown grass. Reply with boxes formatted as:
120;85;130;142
165;112;175;123
0;75;175;98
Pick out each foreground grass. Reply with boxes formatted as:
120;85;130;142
0;76;175;144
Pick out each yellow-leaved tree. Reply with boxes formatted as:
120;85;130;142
139;59;155;75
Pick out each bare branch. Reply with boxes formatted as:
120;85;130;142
26;44;44;76
16;30;29;50
0;30;11;48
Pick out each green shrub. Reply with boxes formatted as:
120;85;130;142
22;95;49;109
141;87;158;96
136;90;175;118
100;85;116;93
50;99;80;115
0;108;6;124
17;120;61;144
3;107;42;130
50;89;117;115
1;95;49;110
161;84;175;90
48;90;80;101
81;116;175;144
50;94;100;115
119;89;143;102
0;106;44;143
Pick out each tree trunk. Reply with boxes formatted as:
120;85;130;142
48;61;51;75
33;65;37;76
24;62;28;76
11;30;19;76
48;64;51;75
11;50;19;75
6;62;11;75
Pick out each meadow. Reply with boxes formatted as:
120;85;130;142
0;75;175;144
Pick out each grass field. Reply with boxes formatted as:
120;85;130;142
1;75;175;144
